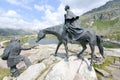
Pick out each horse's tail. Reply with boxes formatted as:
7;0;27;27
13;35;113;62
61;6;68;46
96;35;105;58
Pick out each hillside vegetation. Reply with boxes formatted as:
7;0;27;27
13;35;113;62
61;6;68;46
0;28;35;36
79;0;120;40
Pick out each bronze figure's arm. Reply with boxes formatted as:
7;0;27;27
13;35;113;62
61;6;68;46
20;46;36;50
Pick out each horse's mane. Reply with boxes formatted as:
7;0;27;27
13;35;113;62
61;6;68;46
45;24;63;31
42;24;63;34
39;24;63;39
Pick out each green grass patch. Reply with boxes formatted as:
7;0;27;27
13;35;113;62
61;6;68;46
0;67;11;80
108;30;120;40
94;57;112;69
103;42;120;48
96;72;103;80
2;35;37;47
93;56;115;78
3;41;10;47
93;18;119;30
20;35;37;43
0;36;13;42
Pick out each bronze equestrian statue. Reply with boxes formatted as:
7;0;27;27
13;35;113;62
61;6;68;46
36;25;104;66
36;5;104;67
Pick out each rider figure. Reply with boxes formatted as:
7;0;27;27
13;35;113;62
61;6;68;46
64;5;84;41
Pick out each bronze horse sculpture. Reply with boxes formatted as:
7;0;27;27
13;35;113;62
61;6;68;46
36;25;104;66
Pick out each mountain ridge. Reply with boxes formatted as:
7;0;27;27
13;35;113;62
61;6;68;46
0;28;35;36
79;0;120;40
83;0;120;16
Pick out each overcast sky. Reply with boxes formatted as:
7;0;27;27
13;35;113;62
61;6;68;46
0;0;110;30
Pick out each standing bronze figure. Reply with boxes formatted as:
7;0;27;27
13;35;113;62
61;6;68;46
2;37;35;77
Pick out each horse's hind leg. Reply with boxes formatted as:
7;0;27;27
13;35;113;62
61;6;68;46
55;42;62;56
77;42;87;58
63;41;68;61
89;43;95;66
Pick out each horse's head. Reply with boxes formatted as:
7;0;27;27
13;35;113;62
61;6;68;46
36;30;45;43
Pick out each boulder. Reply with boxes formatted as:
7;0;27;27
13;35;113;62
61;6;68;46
2;76;9;80
18;56;98;80
2;76;16;80
45;56;98;80
17;63;46;80
95;68;110;77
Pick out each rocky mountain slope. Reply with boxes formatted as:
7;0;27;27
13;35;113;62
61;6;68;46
79;0;120;40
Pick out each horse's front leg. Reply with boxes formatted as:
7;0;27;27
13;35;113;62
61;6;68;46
54;42;62;56
77;43;87;58
63;41;68;61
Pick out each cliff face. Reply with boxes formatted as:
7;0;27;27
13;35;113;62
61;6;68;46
92;9;120;20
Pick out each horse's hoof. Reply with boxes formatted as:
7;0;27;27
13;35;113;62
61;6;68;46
103;56;105;59
88;66;92;71
90;63;92;66
54;54;57;57
77;54;84;60
64;59;69;62
64;57;69;62
77;54;80;58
